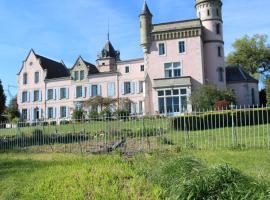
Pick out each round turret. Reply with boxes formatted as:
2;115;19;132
139;0;152;53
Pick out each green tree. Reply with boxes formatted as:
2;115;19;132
7;96;20;122
0;80;6;119
226;34;270;76
266;79;270;105
190;85;235;110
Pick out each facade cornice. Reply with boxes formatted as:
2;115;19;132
151;28;202;41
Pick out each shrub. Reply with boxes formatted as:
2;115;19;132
100;108;112;118
88;110;99;120
60;120;69;125
266;78;270;105
172;108;270;131
50;121;57;126
158;137;174;145
72;108;85;120
190;85;236;110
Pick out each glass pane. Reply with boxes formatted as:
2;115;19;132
166;90;171;95
158;98;165;114
173;97;180;112
158;91;164;96
173;90;179;95
166;97;173;113
165;70;172;78
173;62;180;68
181;96;187;111
180;89;187;95
174;69;181;77
164;63;172;69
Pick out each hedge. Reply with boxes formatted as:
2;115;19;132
171;108;270;131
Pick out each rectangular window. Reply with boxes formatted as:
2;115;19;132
218;46;222;57
207;9;210;16
139;81;144;93
22;92;28;103
23;73;28;85
60;88;67;99
216;9;219;17
140;65;144;72
48;107;54;119
47;89;53;100
74;71;79;81
217;68;224;82
216;24;220;35
80;70;85;80
60;106;67;118
159;43;165;55
125;66;130;73
34;72;39;83
164;62;181;78
34;90;39;102
158;88;188;114
124;82;131;94
22;109;28;120
76;86;83;98
179;41;186;53
108;82;115;97
91;85;98;97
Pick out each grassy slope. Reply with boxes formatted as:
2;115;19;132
0;150;269;199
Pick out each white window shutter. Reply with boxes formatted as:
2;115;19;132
39;91;42;102
66;87;69;99
98;84;102;96
27;91;30;102
31;108;34;121
58;88;61;100
54;107;56;119
32;91;34;102
136;103;140;114
131;82;134;94
136;81;140;94
89;84;92;97
27;109;30;120
66;106;69;118
45;108;48;119
111;82;115;96
121;82;125;95
20;93;22;103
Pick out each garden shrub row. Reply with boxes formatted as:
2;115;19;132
171;108;270;131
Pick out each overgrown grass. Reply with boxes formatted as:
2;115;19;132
0;150;269;199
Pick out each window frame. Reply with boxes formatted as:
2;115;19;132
60;88;67;99
74;71;79;81
125;66;130;73
80;70;85;80
164;62;182;78
22;91;28;103
23;73;28;85
140;65;145;72
217;67;224;82
34;71;40;84
60;106;67;118
76;86;83;98
178;40;186;54
33;90;39;102
158;43;166;56
124;82;131;94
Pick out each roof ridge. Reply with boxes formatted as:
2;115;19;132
36;53;63;65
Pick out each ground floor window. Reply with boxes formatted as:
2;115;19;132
60;106;67;118
22;109;28;120
48;107;54;119
158;88;188;114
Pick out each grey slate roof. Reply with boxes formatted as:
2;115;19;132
226;67;258;83
140;1;152;16
35;54;70;79
99;40;120;60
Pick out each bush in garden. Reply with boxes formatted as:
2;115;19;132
88;110;99;120
72;108;85;120
266;78;270;105
100;108;112;118
190;85;236;110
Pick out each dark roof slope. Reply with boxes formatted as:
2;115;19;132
82;59;99;75
35;54;70;79
140;1;152;16
226;67;258;83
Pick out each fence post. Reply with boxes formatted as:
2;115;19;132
231;108;235;148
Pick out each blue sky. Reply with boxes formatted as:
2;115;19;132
0;0;270;103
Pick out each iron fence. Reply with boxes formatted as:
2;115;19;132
0;106;270;153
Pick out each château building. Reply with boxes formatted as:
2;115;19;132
17;0;259;121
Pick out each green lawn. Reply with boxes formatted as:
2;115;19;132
0;149;269;199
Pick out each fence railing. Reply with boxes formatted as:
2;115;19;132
0;106;270;153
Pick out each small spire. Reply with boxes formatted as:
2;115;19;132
140;0;152;16
107;18;110;41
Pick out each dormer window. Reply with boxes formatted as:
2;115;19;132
23;73;28;85
34;71;39;84
80;70;85;80
74;71;79;81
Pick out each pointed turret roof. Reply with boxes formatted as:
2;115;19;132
140;0;152;16
99;39;120;60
